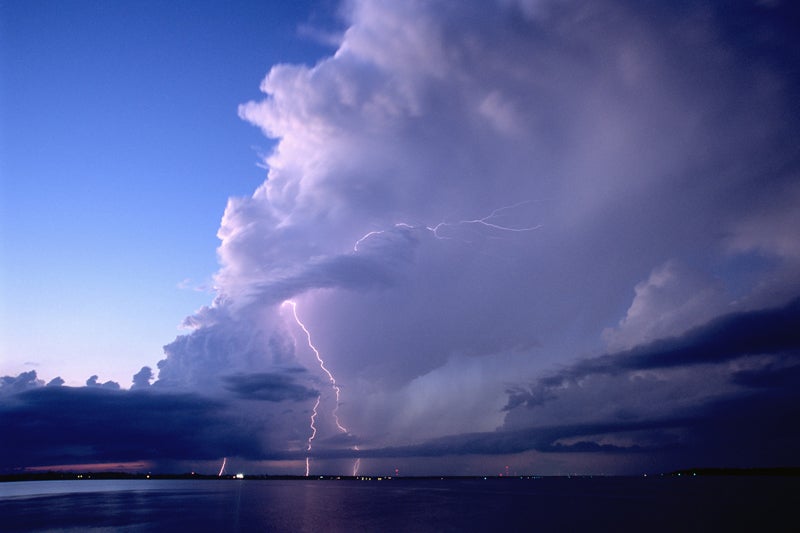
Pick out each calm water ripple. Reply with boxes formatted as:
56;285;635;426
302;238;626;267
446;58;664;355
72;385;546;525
1;477;798;532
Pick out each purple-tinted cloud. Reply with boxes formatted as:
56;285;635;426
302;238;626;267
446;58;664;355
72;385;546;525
0;371;43;396
86;375;121;390
153;0;800;473
0;386;261;470
5;0;800;474
222;371;317;402
535;297;800;390
131;366;153;390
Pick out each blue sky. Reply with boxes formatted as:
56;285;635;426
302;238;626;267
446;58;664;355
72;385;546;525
2;0;800;476
1;0;336;386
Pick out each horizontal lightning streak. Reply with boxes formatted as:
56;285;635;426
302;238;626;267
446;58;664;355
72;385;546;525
345;203;538;475
353;202;540;249
428;201;542;238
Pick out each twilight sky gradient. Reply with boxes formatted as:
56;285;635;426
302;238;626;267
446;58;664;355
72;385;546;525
2;0;799;476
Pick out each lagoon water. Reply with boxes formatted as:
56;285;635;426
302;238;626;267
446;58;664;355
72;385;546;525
2;477;798;532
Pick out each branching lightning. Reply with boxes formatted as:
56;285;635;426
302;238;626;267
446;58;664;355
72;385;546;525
354;201;541;250
284;300;348;433
283;300;358;475
285;203;538;476
427;202;542;238
218;457;226;477
353;202;539;475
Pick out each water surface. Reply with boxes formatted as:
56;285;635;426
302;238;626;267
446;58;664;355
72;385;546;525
2;477;797;531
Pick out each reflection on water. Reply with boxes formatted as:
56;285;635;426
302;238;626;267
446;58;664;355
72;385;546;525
1;477;798;532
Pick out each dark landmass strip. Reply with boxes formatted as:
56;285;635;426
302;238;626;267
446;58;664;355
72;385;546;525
668;467;800;477
2;467;800;483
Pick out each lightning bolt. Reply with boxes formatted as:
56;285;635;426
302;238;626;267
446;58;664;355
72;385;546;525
351;202;538;474
283;300;358;475
218;457;226;477
288;203;537;476
428;201;542;238
355;202;541;249
353;230;386;252
353;446;361;476
305;396;320;477
284;300;348;433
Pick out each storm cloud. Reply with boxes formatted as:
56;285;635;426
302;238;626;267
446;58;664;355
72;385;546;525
536;297;800;389
222;371;318;402
5;0;800;475
0;386;260;470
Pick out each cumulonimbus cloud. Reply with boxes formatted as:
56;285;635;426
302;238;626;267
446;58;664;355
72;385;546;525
157;0;800;472
5;0;800;474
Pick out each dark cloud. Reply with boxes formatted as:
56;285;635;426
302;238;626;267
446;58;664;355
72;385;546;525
536;297;800;390
0;371;43;396
85;375;121;390
2;301;797;473
131;366;153;390
500;378;800;468
257;418;685;461
504;385;555;411
46;377;64;387
5;365;793;472
159;0;800;473
494;297;800;470
6;0;800;474
222;371;317;402
244;235;417;308
0;387;262;470
731;359;800;390
504;298;800;422
296;367;800;470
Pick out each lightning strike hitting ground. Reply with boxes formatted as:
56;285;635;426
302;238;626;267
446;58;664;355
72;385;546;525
283;300;348;433
353;447;361;476
218;457;226;477
305;395;320;477
287;204;539;475
283;300;358;475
